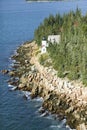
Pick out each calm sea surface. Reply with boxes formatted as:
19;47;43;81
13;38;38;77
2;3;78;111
0;0;87;130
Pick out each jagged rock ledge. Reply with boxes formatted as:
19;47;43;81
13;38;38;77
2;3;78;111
8;41;87;130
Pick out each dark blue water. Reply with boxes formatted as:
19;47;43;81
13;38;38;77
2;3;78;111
0;0;87;130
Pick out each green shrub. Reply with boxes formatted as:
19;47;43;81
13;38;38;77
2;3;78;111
39;53;49;65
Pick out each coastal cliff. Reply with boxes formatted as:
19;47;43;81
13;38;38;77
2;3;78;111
8;41;87;130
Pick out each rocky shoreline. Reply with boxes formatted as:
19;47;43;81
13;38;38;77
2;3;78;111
5;41;87;130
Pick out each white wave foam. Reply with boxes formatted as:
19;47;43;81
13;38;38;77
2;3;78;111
50;125;61;129
60;118;66;126
8;84;13;87
66;125;76;130
22;91;31;99
45;114;53;120
8;85;17;90
32;97;43;102
23;91;31;96
8;85;17;91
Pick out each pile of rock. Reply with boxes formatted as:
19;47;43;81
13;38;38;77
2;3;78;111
8;41;87;130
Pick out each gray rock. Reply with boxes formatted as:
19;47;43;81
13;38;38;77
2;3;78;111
76;123;87;130
1;69;9;74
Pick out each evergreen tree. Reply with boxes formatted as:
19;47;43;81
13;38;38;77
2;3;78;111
34;9;87;85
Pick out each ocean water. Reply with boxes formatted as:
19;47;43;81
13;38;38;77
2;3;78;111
0;0;87;130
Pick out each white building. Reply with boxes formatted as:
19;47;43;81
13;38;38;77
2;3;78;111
48;35;60;44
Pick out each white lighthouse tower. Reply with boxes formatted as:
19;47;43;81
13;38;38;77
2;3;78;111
41;37;47;54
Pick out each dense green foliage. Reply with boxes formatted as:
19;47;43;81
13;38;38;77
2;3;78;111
34;9;87;85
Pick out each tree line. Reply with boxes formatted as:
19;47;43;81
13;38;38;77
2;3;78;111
34;8;87;85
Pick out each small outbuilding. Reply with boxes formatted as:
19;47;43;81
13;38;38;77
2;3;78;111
48;35;60;44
